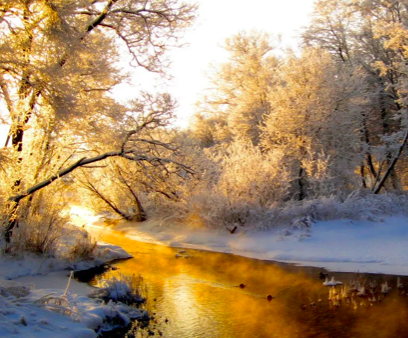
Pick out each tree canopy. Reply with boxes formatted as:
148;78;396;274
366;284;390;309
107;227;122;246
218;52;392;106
0;0;197;244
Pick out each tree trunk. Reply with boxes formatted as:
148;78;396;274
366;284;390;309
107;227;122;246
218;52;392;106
360;164;367;188
130;195;147;222
115;165;147;222
373;130;408;194
85;181;132;221
362;119;377;179
298;167;306;201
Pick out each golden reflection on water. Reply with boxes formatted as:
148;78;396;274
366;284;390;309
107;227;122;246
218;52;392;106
95;231;408;338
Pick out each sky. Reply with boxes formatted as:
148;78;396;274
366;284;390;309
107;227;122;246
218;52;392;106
113;0;317;128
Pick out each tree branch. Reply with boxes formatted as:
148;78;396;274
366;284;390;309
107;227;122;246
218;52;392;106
85;0;119;34
373;129;408;194
9;150;130;204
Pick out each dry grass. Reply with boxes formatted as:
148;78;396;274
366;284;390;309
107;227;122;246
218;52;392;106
12;202;67;256
67;234;98;261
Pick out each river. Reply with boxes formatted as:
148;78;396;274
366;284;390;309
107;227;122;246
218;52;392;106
82;231;408;338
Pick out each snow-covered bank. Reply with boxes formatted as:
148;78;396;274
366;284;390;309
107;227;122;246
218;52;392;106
0;240;143;338
115;216;408;276
0;241;131;281
0;281;145;338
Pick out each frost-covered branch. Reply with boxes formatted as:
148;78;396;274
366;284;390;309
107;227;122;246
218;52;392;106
4;126;194;241
373;129;408;194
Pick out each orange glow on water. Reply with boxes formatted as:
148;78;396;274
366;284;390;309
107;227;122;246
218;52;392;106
89;231;408;338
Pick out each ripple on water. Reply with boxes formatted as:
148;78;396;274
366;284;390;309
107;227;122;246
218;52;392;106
86;232;408;338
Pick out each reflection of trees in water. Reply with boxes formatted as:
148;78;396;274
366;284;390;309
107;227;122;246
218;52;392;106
290;274;408;338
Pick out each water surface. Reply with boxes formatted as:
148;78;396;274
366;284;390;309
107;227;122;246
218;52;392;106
90;231;408;338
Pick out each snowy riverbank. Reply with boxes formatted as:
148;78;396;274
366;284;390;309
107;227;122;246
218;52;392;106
113;215;408;276
0;239;144;338
3;210;406;337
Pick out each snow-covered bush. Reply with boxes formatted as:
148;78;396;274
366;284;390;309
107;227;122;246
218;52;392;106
262;191;408;229
313;192;408;221
166;141;291;230
34;292;82;320
89;273;147;305
150;139;408;231
0;280;32;298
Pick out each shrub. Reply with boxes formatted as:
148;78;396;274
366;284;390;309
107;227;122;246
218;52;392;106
11;192;68;256
67;234;98;262
89;273;147;305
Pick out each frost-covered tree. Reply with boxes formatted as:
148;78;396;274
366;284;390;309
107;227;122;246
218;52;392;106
0;0;196;244
302;0;354;62
261;49;364;199
76;93;191;222
174;140;291;230
0;0;196;161
197;31;279;145
303;0;408;192
2;93;195;243
365;0;408;192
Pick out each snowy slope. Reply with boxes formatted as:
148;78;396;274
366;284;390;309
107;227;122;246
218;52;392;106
114;216;408;276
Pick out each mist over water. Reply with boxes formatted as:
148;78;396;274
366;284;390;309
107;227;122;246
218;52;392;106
89;232;408;338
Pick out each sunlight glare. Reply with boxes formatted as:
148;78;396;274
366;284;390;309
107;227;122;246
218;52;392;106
68;205;100;227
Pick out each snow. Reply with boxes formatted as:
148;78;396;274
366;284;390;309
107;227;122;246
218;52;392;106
0;239;139;338
323;277;343;286
114;215;408;276
94;241;132;262
0;284;144;338
0;239;132;281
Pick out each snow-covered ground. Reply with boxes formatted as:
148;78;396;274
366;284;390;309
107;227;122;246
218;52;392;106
0;241;131;280
113;216;408;276
0;237;143;338
0;281;144;338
